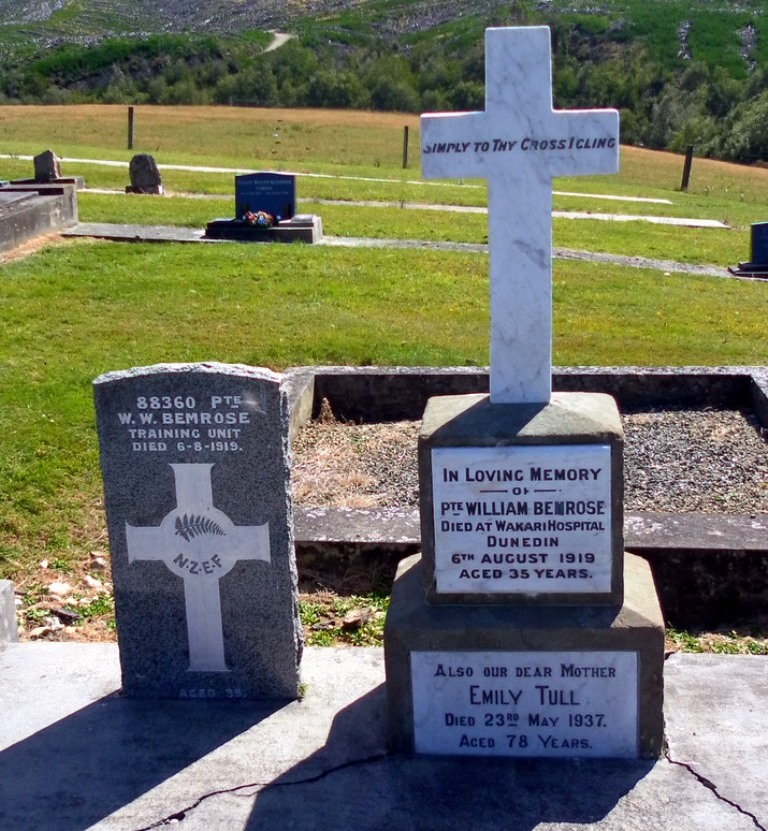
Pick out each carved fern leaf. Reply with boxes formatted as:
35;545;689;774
175;514;225;542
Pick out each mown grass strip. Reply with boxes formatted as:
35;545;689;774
75;192;743;265
1;241;766;579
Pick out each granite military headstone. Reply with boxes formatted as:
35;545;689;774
384;26;664;759
94;363;302;699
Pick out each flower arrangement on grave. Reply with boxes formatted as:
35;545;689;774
243;210;275;228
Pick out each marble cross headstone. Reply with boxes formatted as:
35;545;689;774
94;363;302;700
421;26;619;404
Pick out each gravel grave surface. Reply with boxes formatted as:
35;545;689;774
19;407;767;645
292;407;768;514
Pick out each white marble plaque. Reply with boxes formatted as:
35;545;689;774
411;650;638;758
431;445;612;594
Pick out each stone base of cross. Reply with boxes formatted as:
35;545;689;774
125;463;270;672
421;26;619;404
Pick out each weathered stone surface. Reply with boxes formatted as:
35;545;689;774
127;153;164;194
94;363;302;700
0;183;78;254
299;365;767;422
64;223;206;243
292;506;768;627
0;644;763;831
33;149;61;182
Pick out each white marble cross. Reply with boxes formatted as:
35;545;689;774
125;463;270;672
421;26;619;404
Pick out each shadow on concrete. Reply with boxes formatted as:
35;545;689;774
0;692;284;831
245;684;655;831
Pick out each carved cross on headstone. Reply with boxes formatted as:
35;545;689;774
126;462;270;672
421;26;619;404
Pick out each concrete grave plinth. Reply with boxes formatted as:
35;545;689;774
205;214;322;244
0;183;79;254
419;392;624;606
385;552;664;759
94;363;302;700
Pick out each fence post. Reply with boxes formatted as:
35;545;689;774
403;125;409;169
128;106;135;151
680;144;694;192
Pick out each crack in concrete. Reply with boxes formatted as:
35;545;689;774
131;752;389;829
666;753;766;830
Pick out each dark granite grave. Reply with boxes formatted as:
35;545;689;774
729;221;768;278
205;171;321;244
94;363;302;700
236;172;295;220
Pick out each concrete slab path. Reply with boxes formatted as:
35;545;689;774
0;645;765;831
312;198;725;228
63;223;740;280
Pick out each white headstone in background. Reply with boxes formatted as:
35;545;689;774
421;26;619;404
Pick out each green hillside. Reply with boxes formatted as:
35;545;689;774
1;0;768;162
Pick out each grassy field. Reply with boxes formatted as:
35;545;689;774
1;105;767;646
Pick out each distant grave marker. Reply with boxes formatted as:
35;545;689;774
33;149;61;183
0;580;18;644
126;153;164;195
729;220;768;278
236;172;295;221
205;171;321;243
94;363;302;700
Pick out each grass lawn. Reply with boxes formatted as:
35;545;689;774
1;105;767;645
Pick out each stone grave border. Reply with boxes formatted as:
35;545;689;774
284;365;768;629
0;182;79;254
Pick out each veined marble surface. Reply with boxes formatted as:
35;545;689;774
430;444;613;595
411;650;638;758
421;27;619;404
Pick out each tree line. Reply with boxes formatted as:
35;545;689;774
2;18;768;165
